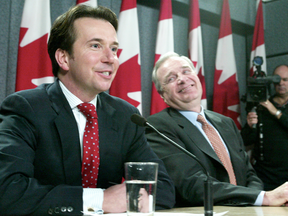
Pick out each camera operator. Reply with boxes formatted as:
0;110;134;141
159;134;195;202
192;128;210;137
241;64;288;191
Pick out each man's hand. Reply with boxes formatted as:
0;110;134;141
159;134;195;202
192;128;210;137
138;188;150;213
247;112;258;128
102;182;127;213
260;100;282;119
260;100;277;115
263;182;288;206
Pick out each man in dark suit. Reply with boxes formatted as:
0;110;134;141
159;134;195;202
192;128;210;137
145;51;288;207
0;5;175;216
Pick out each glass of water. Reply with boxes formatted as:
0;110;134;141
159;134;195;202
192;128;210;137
125;162;158;216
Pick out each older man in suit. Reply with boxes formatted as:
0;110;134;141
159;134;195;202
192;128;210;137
0;5;175;216
145;51;288;207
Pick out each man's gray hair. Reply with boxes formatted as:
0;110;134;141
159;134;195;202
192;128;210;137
152;51;195;94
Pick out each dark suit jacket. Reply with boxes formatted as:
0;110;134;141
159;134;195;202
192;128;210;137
0;80;175;216
146;108;263;207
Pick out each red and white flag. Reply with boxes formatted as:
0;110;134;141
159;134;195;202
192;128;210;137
16;0;53;91
76;0;97;7
109;0;142;113
150;0;174;115
189;0;207;109
213;0;241;129
250;0;266;76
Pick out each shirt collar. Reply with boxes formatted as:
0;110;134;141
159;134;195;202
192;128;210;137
178;106;206;125
59;80;98;109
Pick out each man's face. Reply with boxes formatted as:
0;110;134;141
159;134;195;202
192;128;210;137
274;66;288;97
157;56;202;111
64;18;119;98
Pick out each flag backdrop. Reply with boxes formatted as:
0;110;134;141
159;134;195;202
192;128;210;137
76;0;97;7
150;0;174;115
15;0;53;91
250;0;266;76
189;0;207;109
109;0;142;113
213;0;241;129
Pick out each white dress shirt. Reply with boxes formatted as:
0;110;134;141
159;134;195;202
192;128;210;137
59;81;104;214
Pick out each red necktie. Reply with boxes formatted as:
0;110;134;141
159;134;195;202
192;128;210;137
77;103;100;188
197;114;237;185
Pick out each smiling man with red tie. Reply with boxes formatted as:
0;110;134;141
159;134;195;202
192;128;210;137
0;5;175;216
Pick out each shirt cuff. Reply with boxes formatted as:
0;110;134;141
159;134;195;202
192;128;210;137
83;188;104;214
254;191;265;206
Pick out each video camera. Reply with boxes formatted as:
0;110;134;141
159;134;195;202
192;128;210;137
246;56;281;102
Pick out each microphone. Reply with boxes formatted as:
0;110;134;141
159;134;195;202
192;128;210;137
131;113;213;216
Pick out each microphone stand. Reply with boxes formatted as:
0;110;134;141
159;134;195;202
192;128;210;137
145;121;213;216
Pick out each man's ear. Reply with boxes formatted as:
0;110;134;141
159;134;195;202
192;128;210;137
160;93;166;103
55;48;69;71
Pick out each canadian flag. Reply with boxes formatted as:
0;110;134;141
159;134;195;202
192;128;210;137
15;0;53;91
213;0;241;129
189;0;207;109
150;0;174;115
109;0;142;113
76;0;97;7
250;0;266;76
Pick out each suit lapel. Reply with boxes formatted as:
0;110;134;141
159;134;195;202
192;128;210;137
96;92;117;134
204;110;243;179
168;109;221;164
204;111;239;161
168;108;240;182
47;80;82;185
95;92;118;184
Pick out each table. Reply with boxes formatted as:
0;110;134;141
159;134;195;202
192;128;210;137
159;206;288;216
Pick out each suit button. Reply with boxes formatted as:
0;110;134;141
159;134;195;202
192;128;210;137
48;208;53;215
67;206;74;212
61;207;67;212
54;207;60;214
